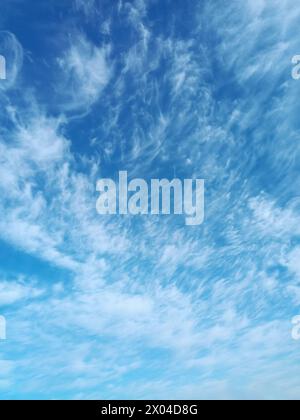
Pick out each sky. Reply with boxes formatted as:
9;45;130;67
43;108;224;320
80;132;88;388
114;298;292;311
0;0;300;400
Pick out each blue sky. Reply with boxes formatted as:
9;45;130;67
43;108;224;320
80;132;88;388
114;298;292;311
0;0;300;400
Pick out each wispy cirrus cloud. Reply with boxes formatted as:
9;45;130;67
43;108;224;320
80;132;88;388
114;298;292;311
57;34;112;112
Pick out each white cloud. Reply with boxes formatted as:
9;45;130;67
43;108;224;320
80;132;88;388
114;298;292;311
58;35;112;111
285;247;300;278
0;278;43;306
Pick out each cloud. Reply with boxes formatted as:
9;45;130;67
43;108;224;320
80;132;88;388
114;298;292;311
0;278;43;306
57;34;112;112
73;0;97;16
285;247;300;277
